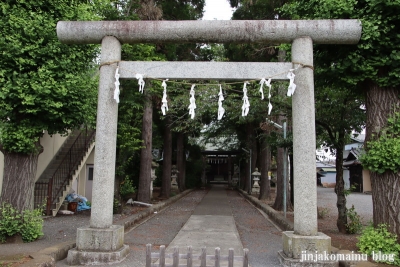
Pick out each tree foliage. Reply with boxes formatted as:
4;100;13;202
279;0;400;89
361;111;400;174
0;0;102;154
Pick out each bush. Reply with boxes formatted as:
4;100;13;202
0;202;43;243
357;224;400;265
346;205;363;234
317;207;329;219
119;177;136;197
20;208;44;242
0;203;21;242
113;197;121;214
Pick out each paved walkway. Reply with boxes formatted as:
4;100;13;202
56;185;282;266
163;185;246;266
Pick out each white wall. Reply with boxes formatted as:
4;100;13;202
35;132;68;181
343;169;350;189
363;169;371;192
70;149;95;201
321;172;336;184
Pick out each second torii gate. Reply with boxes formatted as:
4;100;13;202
57;20;362;266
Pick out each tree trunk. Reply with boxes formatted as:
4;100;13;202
181;150;187;190
365;83;400;242
259;136;271;200
273;146;293;211
239;158;245;190
137;89;153;203
176;132;185;192
334;141;347;234
243;157;250;193
0;151;40;212
159;116;172;199
251;138;258;174
370;171;400;242
243;123;253;193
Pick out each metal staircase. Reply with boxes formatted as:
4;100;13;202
34;128;96;216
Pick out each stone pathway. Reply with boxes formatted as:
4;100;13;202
57;185;282;267
162;185;245;266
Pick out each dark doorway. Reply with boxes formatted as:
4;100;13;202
202;151;240;184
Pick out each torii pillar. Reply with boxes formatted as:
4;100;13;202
57;20;361;265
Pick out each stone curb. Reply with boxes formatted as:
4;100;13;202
19;189;195;267
118;189;194;232
238;189;294;231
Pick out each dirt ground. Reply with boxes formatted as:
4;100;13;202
282;210;360;251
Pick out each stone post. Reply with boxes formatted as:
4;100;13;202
90;36;120;229
67;36;129;265
251;168;261;194
292;37;318;236
151;161;159;199
171;165;179;189
279;37;332;266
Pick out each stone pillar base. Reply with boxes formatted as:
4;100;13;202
67;225;129;265
282;231;332;259
279;231;336;267
67;244;130;265
278;250;338;267
171;184;178;190
252;186;260;194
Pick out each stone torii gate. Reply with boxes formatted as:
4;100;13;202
57;20;361;266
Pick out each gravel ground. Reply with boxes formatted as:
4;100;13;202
317;187;373;251
57;188;284;267
0;186;373;267
227;189;282;267
279;187;373;251
0;206;150;257
57;190;208;267
317;187;373;223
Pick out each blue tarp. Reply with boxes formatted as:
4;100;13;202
65;193;91;211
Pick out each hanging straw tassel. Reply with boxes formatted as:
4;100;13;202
161;79;169;115
217;85;225;120
259;78;266;100
136;73;145;93
242;82;250;117
114;67;120;103
286;69;296;96
266;78;273;115
188;84;196;119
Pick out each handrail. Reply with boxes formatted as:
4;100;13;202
50;129;96;207
35;128;95;215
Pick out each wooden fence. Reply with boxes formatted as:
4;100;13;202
146;244;249;267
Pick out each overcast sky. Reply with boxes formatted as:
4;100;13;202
202;0;234;20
